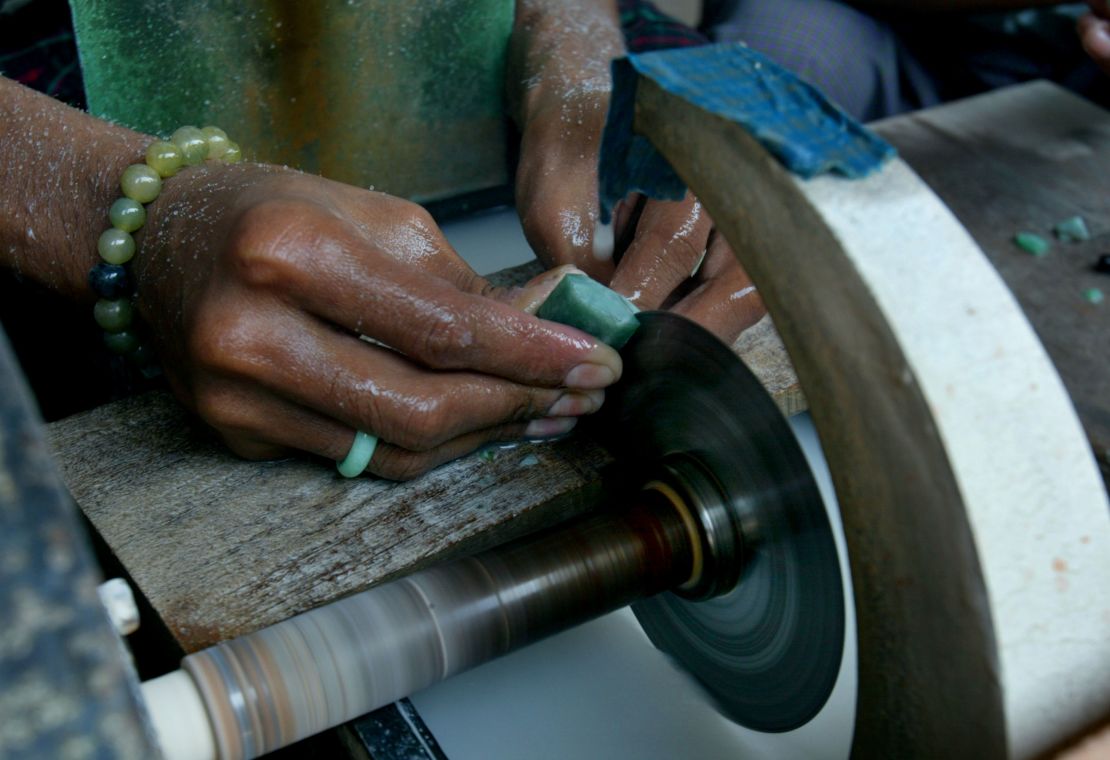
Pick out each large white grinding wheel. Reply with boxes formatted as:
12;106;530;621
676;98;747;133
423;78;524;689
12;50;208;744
632;79;1110;758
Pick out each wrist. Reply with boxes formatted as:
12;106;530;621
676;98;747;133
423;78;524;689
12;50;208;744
82;122;245;371
507;0;623;128
0;77;149;300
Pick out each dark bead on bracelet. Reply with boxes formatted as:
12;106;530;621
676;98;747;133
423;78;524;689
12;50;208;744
103;330;140;355
89;262;134;299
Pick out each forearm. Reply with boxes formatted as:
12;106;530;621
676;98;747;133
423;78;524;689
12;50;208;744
507;0;626;127
0;77;148;300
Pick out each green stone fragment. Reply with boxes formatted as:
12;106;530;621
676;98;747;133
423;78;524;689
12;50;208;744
109;197;146;232
97;228;136;265
536;274;640;349
94;298;133;332
1014;232;1049;257
201;126;230;159
1083;288;1105;305
120;163;161;204
145;140;184;178
172;125;209;165
1053;216;1091;242
103;330;139;355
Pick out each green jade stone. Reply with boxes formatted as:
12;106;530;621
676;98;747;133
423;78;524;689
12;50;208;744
1083;288;1105;305
1014;232;1050;257
1054;216;1091;242
98;228;136;265
172;126;209;166
537;274;640;349
103;330;139;355
94;298;133;332
146;140;184;178
109;197;146;232
121;164;162;204
201;126;229;159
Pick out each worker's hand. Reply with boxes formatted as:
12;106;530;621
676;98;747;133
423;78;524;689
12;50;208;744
514;83;614;283
516;102;765;344
513;85;765;345
134;163;622;480
606;192;766;345
1080;1;1110;76
508;1;766;346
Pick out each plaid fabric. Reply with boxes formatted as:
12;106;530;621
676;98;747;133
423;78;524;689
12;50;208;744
598;43;896;222
619;0;708;52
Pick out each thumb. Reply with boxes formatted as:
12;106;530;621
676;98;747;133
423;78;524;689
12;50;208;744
487;264;589;314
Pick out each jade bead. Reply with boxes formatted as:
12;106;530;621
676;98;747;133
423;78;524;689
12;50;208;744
88;262;133;299
172;126;209;166
146;140;184;178
121;164;162;204
201;126;229;159
98;228;136;265
222;142;242;163
103;330;140;355
94;298;133;332
109;197;146;232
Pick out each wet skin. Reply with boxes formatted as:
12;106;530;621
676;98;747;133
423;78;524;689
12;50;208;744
509;0;767;346
0;76;619;480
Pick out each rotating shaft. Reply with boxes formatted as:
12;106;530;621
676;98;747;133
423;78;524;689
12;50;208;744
154;466;729;760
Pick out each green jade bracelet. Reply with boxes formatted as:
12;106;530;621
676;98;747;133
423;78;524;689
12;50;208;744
90;126;242;372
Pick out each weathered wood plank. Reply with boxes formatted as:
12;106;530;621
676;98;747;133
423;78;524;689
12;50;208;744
48;392;609;652
873;81;1110;482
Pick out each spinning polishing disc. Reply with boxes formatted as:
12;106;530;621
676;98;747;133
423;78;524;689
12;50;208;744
594;312;845;732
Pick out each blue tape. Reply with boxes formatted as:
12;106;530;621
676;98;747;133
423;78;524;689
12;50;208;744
598;43;896;222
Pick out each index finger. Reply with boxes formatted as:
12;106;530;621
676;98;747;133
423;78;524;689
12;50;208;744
609;194;712;310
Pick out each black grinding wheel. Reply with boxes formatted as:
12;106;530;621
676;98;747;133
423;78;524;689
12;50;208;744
594;312;845;732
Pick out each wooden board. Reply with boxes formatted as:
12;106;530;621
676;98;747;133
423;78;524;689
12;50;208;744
49;392;609;652
873;81;1110;483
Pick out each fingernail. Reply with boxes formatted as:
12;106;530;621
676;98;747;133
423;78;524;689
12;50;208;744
593;220;614;262
513;264;585;314
524;417;578;439
547;390;605;417
564;362;618;389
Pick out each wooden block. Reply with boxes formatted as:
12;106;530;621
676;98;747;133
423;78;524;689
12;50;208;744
49;392;610;652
